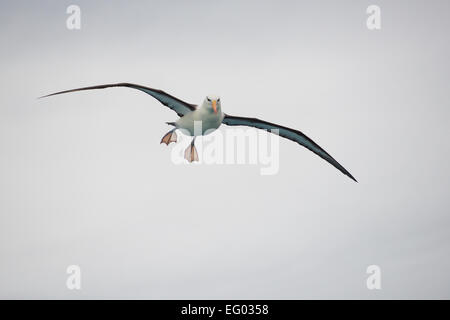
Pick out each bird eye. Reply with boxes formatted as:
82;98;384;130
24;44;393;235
207;97;211;102
217;98;220;102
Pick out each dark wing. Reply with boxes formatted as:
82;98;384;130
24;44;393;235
222;114;357;182
40;83;196;117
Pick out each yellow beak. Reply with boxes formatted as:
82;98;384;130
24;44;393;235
212;100;217;114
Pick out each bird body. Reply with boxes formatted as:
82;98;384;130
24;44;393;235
175;97;224;136
40;83;357;181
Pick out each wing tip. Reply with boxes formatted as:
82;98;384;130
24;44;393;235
346;172;358;182
38;91;69;99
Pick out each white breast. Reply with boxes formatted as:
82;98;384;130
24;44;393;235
176;109;224;136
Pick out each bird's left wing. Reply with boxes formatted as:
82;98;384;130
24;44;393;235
40;83;197;117
222;114;357;182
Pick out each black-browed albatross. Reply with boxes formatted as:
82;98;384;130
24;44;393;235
40;83;357;182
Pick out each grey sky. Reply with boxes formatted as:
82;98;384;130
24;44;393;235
0;0;449;299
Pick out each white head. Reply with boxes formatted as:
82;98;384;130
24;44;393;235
203;95;221;114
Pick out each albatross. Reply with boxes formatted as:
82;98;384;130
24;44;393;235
40;83;357;182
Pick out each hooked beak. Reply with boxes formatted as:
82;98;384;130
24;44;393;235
212;100;217;114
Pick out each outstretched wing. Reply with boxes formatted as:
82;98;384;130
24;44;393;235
40;83;197;117
222;114;357;182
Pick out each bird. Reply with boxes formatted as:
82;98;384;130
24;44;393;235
40;83;357;182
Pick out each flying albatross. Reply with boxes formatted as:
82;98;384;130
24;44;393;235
40;83;357;182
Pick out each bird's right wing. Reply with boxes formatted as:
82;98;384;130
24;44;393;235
40;83;197;117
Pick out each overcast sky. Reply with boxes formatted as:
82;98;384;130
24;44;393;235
0;0;449;299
